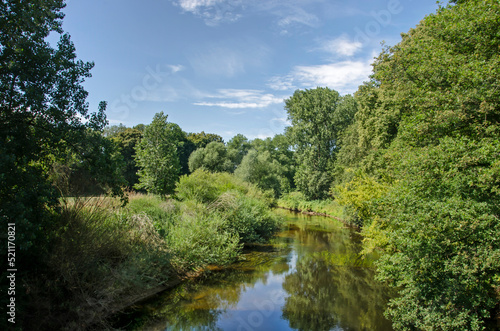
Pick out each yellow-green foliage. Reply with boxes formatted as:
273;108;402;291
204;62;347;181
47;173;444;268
334;172;389;226
277;191;343;219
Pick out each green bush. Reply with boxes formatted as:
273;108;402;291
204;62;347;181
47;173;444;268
165;203;241;270
211;191;282;243
176;169;274;205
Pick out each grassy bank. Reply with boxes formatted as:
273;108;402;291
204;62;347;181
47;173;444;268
20;170;281;330
277;191;344;221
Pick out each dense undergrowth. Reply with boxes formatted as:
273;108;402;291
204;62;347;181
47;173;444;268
18;170;281;330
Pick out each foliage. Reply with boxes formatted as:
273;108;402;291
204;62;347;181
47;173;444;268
210;191;282;243
103;123;128;137
251;134;296;191
188;141;233;173
332;1;500;329
22;197;175;330
277;192;343;219
176;169;273;205
165;202;241;269
112;128;143;188
187;131;224;149
134;112;181;195
285;88;357;199
227;133;252;166
235;149;288;198
176;170;281;244
0;0;117;256
334;172;389;227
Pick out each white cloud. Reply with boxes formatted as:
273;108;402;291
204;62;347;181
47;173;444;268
176;0;222;12
173;0;324;29
194;89;285;109
269;59;372;95
292;60;372;94
174;0;243;25
267;75;296;91
276;6;320;29
167;64;185;73
317;35;362;57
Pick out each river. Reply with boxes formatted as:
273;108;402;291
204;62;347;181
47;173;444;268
116;209;394;331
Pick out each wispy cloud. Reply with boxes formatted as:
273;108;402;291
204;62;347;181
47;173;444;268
267;75;296;91
174;0;243;25
194;89;285;109
189;41;271;78
315;35;362;57
173;0;324;29
268;59;372;94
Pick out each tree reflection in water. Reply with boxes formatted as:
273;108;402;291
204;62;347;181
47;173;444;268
117;211;394;331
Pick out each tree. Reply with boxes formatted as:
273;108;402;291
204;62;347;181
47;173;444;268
188;141;233;173
334;1;500;329
0;0;112;250
227;133;251;167
134;112;181;195
235;149;286;197
187;131;224;149
285;88;356;199
112;128;143;188
103;123;128;137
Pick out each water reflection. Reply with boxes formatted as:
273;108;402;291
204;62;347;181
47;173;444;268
117;211;393;331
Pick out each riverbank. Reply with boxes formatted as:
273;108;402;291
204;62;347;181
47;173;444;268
276;192;357;227
18;171;282;330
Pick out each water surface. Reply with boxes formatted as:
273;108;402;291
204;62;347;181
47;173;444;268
118;210;393;331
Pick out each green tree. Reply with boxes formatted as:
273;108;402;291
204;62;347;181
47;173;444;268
333;1;500;329
187;131;224;149
188;141;232;173
134;112;181;195
112;128;143;188
285;88;356;199
103;123;127;137
227;133;251;166
0;0;111;250
235;149;286;197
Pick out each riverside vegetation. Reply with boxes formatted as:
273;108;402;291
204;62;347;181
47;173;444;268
1;0;499;330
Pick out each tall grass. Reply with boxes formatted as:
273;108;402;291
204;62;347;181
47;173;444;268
24;197;176;330
21;170;281;330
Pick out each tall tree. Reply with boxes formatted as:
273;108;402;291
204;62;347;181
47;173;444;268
0;0;112;250
285;88;356;199
227;133;251;167
335;1;500;329
112;128;143;188
134;112;181;195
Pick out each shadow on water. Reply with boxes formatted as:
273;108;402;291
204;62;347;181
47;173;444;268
114;210;394;331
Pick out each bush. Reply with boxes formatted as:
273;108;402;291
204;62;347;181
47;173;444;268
176;169;274;205
211;191;282;243
165;203;241;270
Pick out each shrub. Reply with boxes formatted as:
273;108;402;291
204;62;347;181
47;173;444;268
211;191;282;243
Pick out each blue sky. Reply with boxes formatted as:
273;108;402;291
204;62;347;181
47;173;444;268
59;0;442;141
